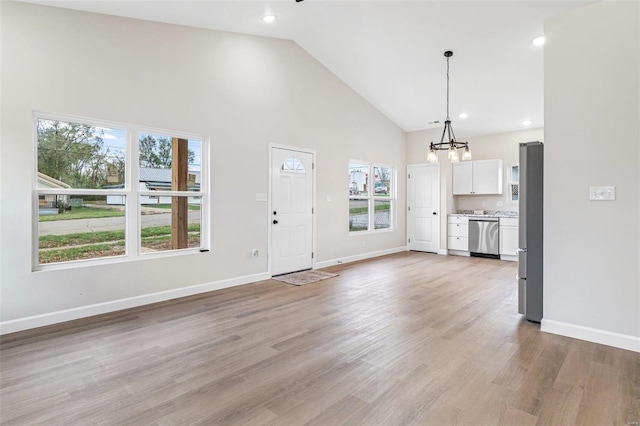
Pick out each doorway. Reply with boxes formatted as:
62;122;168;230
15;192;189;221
407;164;440;253
270;146;314;276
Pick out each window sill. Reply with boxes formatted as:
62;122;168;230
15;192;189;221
33;247;207;272
349;228;395;236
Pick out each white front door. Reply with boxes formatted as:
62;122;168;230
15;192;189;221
270;147;314;276
407;164;440;253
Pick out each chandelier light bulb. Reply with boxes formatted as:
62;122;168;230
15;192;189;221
462;146;472;161
448;146;459;162
427;145;439;163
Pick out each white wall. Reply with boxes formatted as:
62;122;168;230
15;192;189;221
0;2;406;328
543;0;640;351
407;127;543;250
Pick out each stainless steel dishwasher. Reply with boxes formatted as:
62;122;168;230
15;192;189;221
469;217;500;259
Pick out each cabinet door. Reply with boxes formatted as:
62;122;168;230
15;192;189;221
500;226;518;255
452;162;473;195
473;159;503;195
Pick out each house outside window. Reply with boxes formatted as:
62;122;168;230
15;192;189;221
34;113;208;269
349;160;395;233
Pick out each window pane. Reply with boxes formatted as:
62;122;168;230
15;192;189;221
140;196;201;253
139;133;201;192
374;199;392;230
349;199;369;232
511;165;519;184
37;119;126;189
349;162;369;196
281;156;305;174
38;194;125;264
373;166;392;197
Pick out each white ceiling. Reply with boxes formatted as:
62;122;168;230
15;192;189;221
24;0;595;137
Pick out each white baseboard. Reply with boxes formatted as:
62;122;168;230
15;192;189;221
438;249;448;256
447;249;470;257
314;246;408;269
541;319;640;353
0;272;270;336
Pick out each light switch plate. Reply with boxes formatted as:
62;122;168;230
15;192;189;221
255;193;267;202
589;186;616;201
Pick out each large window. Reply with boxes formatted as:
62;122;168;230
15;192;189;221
34;113;208;269
349;161;394;233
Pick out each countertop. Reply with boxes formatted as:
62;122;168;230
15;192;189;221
449;210;518;218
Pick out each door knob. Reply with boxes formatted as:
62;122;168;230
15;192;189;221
433;212;437;215
273;211;277;215
273;220;278;224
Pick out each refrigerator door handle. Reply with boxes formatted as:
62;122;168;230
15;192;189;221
517;248;527;280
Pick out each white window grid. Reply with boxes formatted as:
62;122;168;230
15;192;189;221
32;111;210;271
348;160;396;233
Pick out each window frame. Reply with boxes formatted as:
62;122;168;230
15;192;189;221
348;159;395;234
509;164;519;203
32;111;210;271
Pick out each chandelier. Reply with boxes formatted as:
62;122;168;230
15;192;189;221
427;51;472;163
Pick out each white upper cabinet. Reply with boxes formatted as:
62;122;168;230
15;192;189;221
452;159;503;195
451;162;473;195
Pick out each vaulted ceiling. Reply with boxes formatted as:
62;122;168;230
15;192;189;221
24;0;595;136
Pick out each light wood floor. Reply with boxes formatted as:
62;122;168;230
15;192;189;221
1;252;638;425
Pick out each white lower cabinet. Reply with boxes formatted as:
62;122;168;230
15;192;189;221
499;217;519;259
447;216;469;252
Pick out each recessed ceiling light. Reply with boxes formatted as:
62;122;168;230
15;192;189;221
459;113;469;119
522;120;533;126
532;35;546;46
262;15;276;23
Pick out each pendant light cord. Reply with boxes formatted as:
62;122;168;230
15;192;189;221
446;55;450;121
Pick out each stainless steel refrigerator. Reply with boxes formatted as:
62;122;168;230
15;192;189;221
517;141;543;322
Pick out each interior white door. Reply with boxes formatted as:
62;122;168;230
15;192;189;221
271;147;314;276
407;164;440;253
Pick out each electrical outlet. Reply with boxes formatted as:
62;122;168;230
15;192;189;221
251;249;259;257
589;186;616;201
